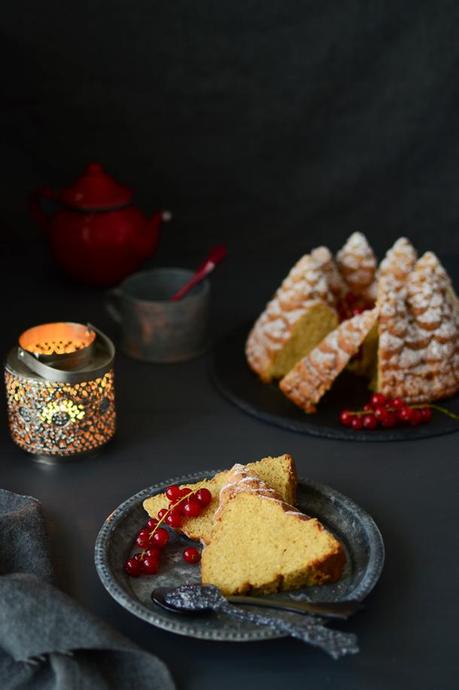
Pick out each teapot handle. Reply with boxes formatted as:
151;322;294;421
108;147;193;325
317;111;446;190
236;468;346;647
29;186;57;233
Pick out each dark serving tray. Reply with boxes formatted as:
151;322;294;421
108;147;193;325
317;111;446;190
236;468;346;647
211;323;459;442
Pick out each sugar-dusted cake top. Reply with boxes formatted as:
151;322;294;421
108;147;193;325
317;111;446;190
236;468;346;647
336;232;377;294
378;248;459;402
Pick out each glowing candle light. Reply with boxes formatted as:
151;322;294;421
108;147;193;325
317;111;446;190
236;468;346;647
5;322;115;458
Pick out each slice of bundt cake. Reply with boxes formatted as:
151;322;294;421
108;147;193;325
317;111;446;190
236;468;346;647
201;465;345;595
143;454;297;544
280;307;379;413
246;251;339;382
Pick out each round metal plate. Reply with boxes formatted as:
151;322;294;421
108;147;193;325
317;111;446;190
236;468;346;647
94;471;384;642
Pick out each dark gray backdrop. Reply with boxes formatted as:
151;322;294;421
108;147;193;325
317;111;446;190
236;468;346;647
2;0;459;259
1;3;459;690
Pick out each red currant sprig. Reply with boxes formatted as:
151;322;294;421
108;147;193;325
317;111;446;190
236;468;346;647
338;392;459;431
124;485;212;577
337;291;374;323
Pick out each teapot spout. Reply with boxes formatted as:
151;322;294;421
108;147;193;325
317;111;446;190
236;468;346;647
141;209;172;256
150;209;172;231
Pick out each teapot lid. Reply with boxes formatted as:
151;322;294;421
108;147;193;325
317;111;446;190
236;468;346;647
58;163;133;210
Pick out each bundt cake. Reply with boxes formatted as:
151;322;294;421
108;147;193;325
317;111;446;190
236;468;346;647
247;234;459;413
201;465;345;595
143;454;297;544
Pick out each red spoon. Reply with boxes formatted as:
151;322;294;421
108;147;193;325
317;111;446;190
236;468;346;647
170;244;228;301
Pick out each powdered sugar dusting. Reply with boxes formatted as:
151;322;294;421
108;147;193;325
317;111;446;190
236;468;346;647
379;246;459;402
336;232;377;293
215;464;310;522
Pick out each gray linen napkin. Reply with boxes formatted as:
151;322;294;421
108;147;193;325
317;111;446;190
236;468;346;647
0;489;175;690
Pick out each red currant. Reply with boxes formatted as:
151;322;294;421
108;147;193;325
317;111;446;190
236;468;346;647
152;528;169;548
165;485;182;503
157;508;168;521
179;487;193;499
374;406;385;421
136;529;152;548
397;406;413;424
351;306;364;316
409;409;422;426
182;497;202;518
351;416;363;430
345;291;357;305
392;398;406;410
363;403;373;412
419;407;432;423
142;555;159;574
338;307;349;322
166;508;183;528
183;547;201;564
195;488;212;507
146;518;158;530
363;414;377;430
124;556;142;577
339;410;354;427
371;393;386;408
144;547;160;559
381;411;397;428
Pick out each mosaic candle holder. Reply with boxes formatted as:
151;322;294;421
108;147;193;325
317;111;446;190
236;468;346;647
5;322;116;458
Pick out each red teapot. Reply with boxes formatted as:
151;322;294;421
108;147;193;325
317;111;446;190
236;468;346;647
30;163;170;286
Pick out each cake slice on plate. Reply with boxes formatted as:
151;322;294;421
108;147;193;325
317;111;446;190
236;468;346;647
201;465;345;595
143;454;297;544
280;307;379;413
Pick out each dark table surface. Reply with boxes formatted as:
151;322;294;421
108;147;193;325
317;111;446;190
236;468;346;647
1;235;457;690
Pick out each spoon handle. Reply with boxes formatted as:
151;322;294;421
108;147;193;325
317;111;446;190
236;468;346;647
217;601;358;659
170;244;227;301
227;595;360;620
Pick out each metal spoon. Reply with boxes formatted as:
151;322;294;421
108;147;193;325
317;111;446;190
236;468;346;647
151;584;359;659
152;586;361;619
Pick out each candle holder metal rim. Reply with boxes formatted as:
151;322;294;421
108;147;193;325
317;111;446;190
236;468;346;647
18;321;96;355
7;323;115;385
5;322;116;459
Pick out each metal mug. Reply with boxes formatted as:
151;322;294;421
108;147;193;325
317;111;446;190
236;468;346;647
106;268;210;362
